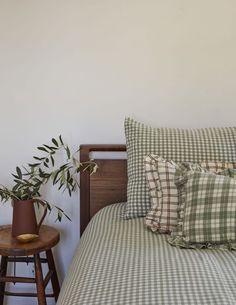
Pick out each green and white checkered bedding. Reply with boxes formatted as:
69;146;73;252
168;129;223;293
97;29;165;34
57;203;236;305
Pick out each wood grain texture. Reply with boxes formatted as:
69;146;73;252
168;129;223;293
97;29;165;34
34;253;46;305
90;159;127;217
0;226;60;304
0;225;60;256
46;249;60;300
80;145;127;235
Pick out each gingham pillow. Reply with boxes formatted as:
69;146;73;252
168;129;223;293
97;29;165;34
144;155;236;233
168;170;236;250
124;117;236;219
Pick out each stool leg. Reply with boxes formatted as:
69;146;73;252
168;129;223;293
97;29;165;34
0;256;8;305
34;253;47;305
46;249;60;301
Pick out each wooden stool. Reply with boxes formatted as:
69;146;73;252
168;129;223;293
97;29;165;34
0;225;60;305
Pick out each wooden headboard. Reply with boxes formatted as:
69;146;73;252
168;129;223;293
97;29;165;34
80;145;127;235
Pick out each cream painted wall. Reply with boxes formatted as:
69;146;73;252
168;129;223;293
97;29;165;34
0;0;236;303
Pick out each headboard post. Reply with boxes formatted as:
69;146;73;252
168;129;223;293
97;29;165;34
80;145;127;235
80;145;91;236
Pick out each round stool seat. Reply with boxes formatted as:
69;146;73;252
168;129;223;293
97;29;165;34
0;225;60;305
0;225;59;256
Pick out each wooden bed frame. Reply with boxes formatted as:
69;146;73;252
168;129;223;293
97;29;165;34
80;145;127;235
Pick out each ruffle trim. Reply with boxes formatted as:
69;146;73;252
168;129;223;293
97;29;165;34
168;168;236;251
168;235;236;251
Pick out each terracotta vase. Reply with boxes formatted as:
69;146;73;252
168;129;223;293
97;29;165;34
12;199;47;237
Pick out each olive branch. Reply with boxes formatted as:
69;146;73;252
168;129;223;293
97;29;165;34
0;136;97;222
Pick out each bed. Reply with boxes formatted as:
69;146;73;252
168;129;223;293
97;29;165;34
57;144;236;305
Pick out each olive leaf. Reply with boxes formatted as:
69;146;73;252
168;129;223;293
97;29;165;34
0;136;97;222
52;138;59;147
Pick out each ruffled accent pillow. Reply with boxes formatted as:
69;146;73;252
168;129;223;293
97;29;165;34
168;169;236;250
144;155;236;233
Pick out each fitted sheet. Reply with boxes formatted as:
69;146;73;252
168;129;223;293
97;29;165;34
57;202;236;305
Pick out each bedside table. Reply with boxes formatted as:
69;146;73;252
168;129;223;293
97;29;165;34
0;225;60;305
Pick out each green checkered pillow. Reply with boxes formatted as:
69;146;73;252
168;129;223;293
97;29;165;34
168;170;236;250
144;156;236;233
124;117;236;219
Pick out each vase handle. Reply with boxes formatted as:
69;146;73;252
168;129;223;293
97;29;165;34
32;199;48;232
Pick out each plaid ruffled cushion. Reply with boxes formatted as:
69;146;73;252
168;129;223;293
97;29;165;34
144;155;236;233
168;170;236;250
124;118;236;219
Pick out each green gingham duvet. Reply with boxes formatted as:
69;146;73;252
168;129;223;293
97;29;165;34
57;203;236;305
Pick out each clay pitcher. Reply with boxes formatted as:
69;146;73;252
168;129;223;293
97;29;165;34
12;199;47;237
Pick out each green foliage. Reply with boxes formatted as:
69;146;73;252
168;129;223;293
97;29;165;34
0;136;97;222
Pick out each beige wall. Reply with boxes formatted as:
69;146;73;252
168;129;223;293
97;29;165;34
0;0;236;303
